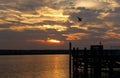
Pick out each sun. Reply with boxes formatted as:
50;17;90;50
47;39;62;44
30;38;63;44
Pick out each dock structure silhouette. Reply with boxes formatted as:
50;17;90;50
69;42;120;78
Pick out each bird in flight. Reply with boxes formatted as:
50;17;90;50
77;17;82;22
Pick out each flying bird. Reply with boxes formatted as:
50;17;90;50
77;17;82;22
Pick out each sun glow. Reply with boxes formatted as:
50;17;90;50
47;39;61;44
31;38;63;44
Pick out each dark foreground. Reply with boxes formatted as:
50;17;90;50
70;45;120;78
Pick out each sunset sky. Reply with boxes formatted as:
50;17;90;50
0;0;120;49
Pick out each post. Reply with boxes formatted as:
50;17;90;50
109;51;113;78
84;48;88;78
72;47;76;78
69;42;72;78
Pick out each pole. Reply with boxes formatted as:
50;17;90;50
69;42;72;78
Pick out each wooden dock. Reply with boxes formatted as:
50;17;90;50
69;43;120;78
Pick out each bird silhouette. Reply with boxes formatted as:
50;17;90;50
77;17;82;22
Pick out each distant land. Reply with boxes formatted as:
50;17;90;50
0;49;120;55
0;50;69;55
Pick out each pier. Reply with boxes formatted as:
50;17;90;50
69;43;120;78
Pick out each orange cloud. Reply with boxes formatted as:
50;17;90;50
0;25;68;32
97;12;110;19
16;7;70;24
104;22;114;27
63;33;88;40
36;7;69;21
0;6;70;25
0;20;8;24
101;31;120;39
71;25;88;30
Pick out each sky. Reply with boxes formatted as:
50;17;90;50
0;0;120;50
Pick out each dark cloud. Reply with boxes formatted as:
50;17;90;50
0;0;46;11
69;8;102;23
115;0;120;3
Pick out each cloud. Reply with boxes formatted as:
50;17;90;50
101;31;120;39
75;0;120;10
97;12;110;19
0;25;68;32
63;33;88;40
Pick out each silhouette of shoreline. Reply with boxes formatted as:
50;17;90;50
0;49;120;55
0;50;69;55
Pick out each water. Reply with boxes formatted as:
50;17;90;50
0;55;69;78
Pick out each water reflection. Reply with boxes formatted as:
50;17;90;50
0;55;69;78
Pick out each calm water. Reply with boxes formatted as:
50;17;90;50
0;55;69;78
